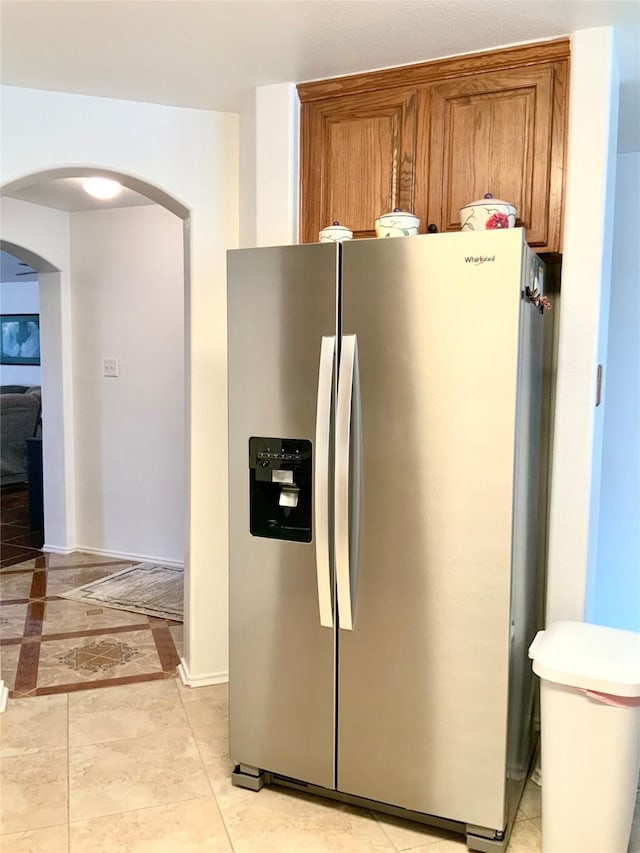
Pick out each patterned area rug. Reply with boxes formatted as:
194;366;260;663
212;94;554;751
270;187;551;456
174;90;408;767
60;563;183;622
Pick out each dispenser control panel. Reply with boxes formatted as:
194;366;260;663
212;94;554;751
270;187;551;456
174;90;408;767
249;438;312;472
257;451;302;463
248;437;312;542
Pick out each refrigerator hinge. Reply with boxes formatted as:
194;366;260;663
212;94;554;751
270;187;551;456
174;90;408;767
232;763;269;791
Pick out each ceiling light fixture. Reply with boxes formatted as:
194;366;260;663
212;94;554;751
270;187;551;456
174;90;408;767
83;177;122;200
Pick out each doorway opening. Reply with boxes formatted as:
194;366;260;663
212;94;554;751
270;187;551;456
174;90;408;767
1;169;190;696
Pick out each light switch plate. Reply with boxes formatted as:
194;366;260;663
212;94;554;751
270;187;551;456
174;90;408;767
103;357;119;377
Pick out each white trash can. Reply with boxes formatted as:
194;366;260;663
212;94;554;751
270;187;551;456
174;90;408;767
529;621;640;853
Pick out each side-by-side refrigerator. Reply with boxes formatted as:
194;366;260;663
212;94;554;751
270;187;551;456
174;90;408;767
227;229;551;852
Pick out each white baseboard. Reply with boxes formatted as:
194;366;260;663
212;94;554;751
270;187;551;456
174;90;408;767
42;544;75;555
0;680;8;713
64;546;184;570
178;658;228;688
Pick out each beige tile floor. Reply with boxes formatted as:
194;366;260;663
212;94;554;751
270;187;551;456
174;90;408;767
0;678;638;853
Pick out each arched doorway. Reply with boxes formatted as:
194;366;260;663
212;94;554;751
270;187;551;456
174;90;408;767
1;168;189;590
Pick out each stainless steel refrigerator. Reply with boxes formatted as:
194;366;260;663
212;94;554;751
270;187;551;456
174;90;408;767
227;228;551;852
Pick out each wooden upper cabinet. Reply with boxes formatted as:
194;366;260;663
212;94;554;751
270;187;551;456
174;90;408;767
298;39;569;253
425;62;568;251
299;88;417;242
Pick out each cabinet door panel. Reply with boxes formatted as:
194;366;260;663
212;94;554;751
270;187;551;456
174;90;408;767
300;89;416;242
326;114;397;235
427;65;564;251
442;88;533;229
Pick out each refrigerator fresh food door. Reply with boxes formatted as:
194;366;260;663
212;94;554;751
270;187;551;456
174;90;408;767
228;243;337;789
338;230;528;830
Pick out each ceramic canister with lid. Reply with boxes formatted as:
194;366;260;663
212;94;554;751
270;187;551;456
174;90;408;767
319;221;353;242
459;194;517;231
374;208;420;238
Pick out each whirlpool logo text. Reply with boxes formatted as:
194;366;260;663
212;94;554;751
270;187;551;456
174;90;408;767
465;255;496;265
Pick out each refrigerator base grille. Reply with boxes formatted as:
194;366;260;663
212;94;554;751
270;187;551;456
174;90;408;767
231;764;509;852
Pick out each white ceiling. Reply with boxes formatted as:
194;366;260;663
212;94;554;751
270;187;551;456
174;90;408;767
0;0;638;222
7;178;154;213
1;2;638;130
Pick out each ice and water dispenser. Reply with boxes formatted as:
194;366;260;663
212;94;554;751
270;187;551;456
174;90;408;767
248;437;312;542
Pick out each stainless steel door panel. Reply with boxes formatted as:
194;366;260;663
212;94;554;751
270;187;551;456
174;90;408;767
338;230;526;829
505;248;547;824
228;244;337;789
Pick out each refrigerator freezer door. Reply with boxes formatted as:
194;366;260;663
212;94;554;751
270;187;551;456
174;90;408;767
228;243;337;789
338;230;527;830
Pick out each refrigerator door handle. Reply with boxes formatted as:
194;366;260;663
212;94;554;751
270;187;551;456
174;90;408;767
315;335;335;628
335;333;361;631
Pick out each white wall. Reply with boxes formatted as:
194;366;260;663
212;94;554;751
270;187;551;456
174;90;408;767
590;151;640;631
241;82;299;248
238;91;257;248
0;279;41;386
0;198;75;550
256;83;299;247
545;27;619;624
71;205;184;563
0;86;238;685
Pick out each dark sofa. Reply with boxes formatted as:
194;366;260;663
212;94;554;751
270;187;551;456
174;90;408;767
1;385;42;486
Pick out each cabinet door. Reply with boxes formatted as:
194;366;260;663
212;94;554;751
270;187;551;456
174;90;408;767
300;88;416;242
426;63;567;252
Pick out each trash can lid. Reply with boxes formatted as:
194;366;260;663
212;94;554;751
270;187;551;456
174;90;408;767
528;621;640;697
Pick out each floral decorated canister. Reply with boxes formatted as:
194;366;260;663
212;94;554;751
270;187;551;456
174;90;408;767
319;221;353;242
374;208;420;238
460;194;517;231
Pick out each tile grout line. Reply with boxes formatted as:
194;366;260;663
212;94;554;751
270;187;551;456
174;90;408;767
177;682;237;852
67;691;71;853
216;793;237;853
369;811;402;852
178;680;216;800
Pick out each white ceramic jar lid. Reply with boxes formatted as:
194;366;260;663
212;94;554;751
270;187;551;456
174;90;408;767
462;193;515;209
319;221;353;239
377;207;417;219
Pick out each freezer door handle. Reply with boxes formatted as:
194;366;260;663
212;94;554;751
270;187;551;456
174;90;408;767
315;335;335;628
335;333;361;631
